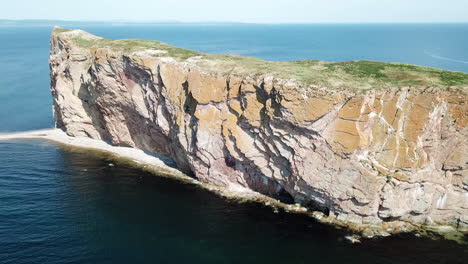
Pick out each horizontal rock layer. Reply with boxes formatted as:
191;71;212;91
50;28;468;230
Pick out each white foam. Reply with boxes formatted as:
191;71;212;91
424;50;468;64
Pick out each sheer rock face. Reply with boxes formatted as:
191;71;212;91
50;29;468;230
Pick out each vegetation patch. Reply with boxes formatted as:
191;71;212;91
439;71;468;86
57;28;468;92
72;37;201;60
326;61;388;79
53;27;72;34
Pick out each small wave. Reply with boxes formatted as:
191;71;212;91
424;50;468;64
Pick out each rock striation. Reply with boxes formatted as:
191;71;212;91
50;27;468;232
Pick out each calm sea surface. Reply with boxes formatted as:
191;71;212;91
0;24;467;263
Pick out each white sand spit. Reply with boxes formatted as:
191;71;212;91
0;129;186;178
0;129;260;197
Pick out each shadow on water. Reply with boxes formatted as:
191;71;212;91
0;140;467;264
142;149;178;169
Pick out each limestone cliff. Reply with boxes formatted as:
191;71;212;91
50;27;468;232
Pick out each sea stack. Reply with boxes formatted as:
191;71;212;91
49;27;468;232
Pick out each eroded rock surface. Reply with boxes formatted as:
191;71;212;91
50;28;468;231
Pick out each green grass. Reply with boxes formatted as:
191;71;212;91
53;27;72;34
72;38;201;60
55;28;468;91
439;70;468;86
326;61;388;78
323;61;468;87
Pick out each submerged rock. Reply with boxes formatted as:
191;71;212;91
49;27;468;233
345;235;362;244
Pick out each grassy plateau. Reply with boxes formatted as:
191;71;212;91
54;27;468;91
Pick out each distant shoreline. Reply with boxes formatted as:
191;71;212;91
1;19;468;26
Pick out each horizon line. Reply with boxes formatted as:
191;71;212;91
1;18;468;25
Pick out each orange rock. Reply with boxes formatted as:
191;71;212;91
339;97;363;121
188;71;227;104
333;119;360;153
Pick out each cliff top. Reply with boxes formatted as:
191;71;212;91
53;27;468;92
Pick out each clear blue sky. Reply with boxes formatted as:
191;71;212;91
2;0;468;23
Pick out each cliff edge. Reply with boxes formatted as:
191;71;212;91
50;27;468;232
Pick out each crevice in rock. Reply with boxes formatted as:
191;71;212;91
302;199;331;216
183;82;198;115
77;71;109;142
269;87;283;118
274;187;295;204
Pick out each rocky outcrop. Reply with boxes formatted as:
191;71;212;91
50;27;468;231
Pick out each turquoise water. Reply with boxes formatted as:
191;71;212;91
0;24;467;263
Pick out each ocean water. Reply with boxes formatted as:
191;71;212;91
0;24;467;263
1;23;468;131
1;140;467;264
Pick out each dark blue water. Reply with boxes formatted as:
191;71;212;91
0;140;466;264
1;24;467;263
